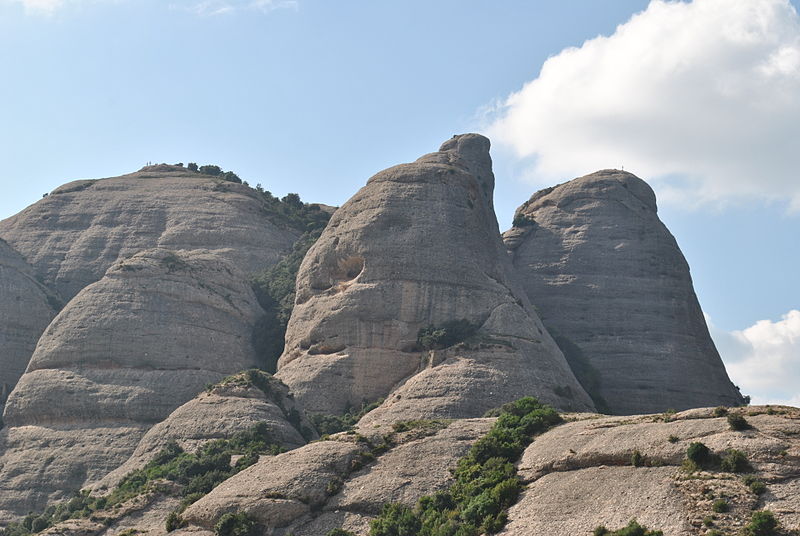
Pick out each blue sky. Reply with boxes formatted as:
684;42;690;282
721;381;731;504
1;0;798;404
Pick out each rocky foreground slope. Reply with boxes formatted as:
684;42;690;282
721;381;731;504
503;170;743;414
276;134;594;419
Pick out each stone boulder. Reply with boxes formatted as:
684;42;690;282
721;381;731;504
0;249;265;523
276;134;594;419
503;170;743;414
0;166;298;302
0;239;57;411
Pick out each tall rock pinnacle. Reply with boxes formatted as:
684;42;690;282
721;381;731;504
504;169;744;414
276;134;595;419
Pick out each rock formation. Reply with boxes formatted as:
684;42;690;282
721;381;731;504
95;370;316;491
276;134;594;419
0;166;298;302
0;239;57;411
0;249;265;523
503;170;743;414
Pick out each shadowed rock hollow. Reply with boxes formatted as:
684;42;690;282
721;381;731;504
0;249;265;523
276;134;595;419
503;170;744;414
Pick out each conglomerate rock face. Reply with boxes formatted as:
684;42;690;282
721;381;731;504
276;134;594;418
0;239;56;409
503;170;743;414
0;166;298;302
0;249;265;523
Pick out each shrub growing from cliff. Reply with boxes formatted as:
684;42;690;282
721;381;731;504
367;397;562;536
743;510;780;536
417;319;478;350
214;512;258;536
593;519;663;536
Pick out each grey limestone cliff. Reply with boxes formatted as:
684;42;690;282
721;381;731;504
503;170;743;414
0;239;57;411
0;165;298;302
276;134;595;420
0;249;265;523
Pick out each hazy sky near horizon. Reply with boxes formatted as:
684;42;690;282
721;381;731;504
1;0;797;405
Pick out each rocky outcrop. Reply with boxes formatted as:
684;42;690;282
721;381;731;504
0;249;265;523
0;239;57;411
0;166;298;301
182;418;492;534
276;134;594;419
503;170;743;414
73;406;800;536
500;406;800;535
95;370;317;491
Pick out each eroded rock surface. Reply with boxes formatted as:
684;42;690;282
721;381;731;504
501;407;800;535
0;239;57;410
504;170;743;414
277;134;594;419
96;371;317;491
0;166;297;301
0;249;265;523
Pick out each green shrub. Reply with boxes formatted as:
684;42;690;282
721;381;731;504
512;213;535;227
728;413;751;431
308;398;384;436
369;504;421;536
687;442;713;468
417;319;478;350
592;519;663;536
214;512;258;536
720;449;750;473
742;475;767;495
369;397;561;536
165;511;186;532
712;499;729;513
713;406;729;417
703;516;714;527
327;530;357;536
667;435;679;443
631;450;644;467
743;510;779;536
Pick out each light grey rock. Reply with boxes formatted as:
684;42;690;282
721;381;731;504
277;134;594;419
95;371;317;491
504;170;744;414
182;439;365;529
0;239;56;411
500;407;800;536
0;249;265;523
0;166;297;301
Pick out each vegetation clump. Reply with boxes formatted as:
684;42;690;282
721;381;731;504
309;399;384;436
728;413;751;431
214;512;258;536
417;319;479;351
1;423;283;536
366;397;562;536
712;499;729;513
742;475;767;495
686;442;714;470
720;449;751;473
592;519;663;536
743;510;780;536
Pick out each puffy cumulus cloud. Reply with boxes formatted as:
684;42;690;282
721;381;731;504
708;310;800;407
486;0;800;211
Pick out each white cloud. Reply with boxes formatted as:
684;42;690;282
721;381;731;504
708;310;800;407
486;0;800;211
172;0;297;16
6;0;64;14
5;0;297;15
